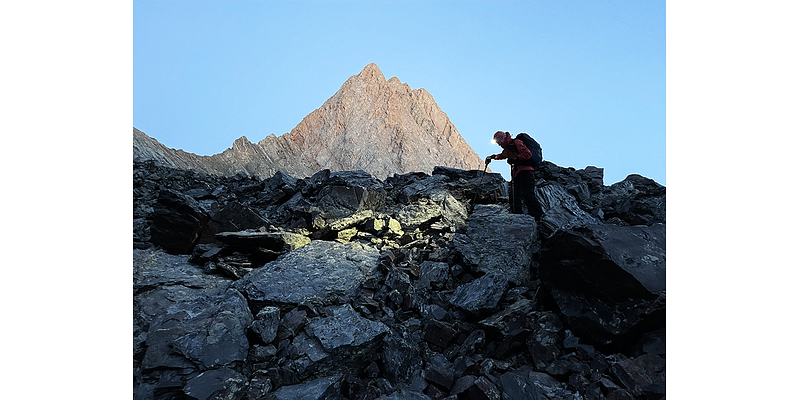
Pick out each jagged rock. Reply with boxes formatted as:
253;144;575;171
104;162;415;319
252;306;281;345
313;170;387;219
597;174;666;225
418;261;449;287
449;273;509;315
183;367;247;400
498;366;550;400
139;285;252;371
423;319;458;349
534;183;599;238
293;304;389;379
539;222;666;347
453;205;537;285
149;188;210;254
215;230;310;252
381;327;424;385
609;353;666;398
461;376;501;400
478;298;534;339
199;200;269;244
268;375;343;400
235;240;380;306
257;170;299;206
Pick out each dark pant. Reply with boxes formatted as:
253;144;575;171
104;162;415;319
510;170;543;220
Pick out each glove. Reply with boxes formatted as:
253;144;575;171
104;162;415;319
484;155;494;165
507;158;518;165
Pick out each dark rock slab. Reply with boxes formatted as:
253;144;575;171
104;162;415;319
609;353;666;398
462;376;501;400
538;222;666;347
268;375;343;400
183;367;247;400
235;240;380;306
479;298;534;339
534;183;599;238
149;189;210;254
418;261;449;287
449;273;509;315
381;328;424;385
215;230;310;252
252;306;281;344
453;204;538;285
312;170;386;219
293;304;389;379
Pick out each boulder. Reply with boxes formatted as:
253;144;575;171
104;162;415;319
235;240;380;306
312;170;386;219
294;304;389;378
453;204;538;285
183;367;247;400
534;183;599;238
268;375;343;400
381;327;424;385
449;273;509;315
252;306;281;344
148;189;210;254
538;223;666;347
215;230;310;253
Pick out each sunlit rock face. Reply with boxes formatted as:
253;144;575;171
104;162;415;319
133;63;485;181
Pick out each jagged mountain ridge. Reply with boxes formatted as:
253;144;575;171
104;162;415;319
133;63;485;180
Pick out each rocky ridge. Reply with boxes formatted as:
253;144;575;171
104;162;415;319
133;63;485;181
133;159;666;400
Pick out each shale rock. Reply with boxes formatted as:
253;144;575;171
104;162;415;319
539;223;666;348
454;204;538;285
535;182;599;239
183;367;248;400
449;273;509;315
148;189;210;254
235;240;380;306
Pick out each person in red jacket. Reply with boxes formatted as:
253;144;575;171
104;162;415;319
485;131;544;220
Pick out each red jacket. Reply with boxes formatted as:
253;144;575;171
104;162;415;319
494;138;534;179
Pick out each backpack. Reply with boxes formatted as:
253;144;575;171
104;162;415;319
515;133;544;168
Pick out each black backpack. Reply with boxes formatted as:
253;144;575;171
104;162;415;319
515;133;544;168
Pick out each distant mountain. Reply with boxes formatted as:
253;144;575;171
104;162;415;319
133;63;486;180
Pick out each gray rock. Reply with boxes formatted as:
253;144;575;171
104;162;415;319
538;222;666;346
235;240;380;306
141;287;253;371
453;205;537;285
148;189;210;254
479;298;534;339
269;375;343;400
313;170;386;219
215;230;311;252
535;183;599;238
305;304;389;352
449;273;509;315
252;306;281;344
381;328;423;385
418;261;449;286
183;367;247;400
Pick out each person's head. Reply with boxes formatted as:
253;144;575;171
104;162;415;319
492;131;512;146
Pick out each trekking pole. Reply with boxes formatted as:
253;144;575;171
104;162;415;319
469;162;489;214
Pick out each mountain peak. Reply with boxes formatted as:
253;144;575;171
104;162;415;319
357;63;385;82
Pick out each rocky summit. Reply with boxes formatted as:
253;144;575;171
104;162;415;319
133;63;485;181
133;159;666;400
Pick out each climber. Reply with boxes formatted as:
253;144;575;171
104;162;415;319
485;131;544;220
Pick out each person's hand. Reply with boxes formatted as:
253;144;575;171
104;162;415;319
484;155;494;165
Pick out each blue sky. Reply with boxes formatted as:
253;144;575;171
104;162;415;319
134;0;665;185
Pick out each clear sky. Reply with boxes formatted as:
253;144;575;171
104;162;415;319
134;0;665;185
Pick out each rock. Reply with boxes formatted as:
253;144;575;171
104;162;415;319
148;189;210;254
597;174;666;225
478;298;534;339
294;304;389;379
382;331;423;385
538;222;666;347
534;183;599;238
215;230;310;252
610;353;666;398
312;170;386;219
498;367;547;400
235;240;380;306
305;304;389;352
140;286;252;371
183;367;247;400
199;200;269;244
453;205;538;285
418;261;449;287
268;375;343;400
252;306;281;344
449;273;509;315
423;319;458;349
461;376;501;400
